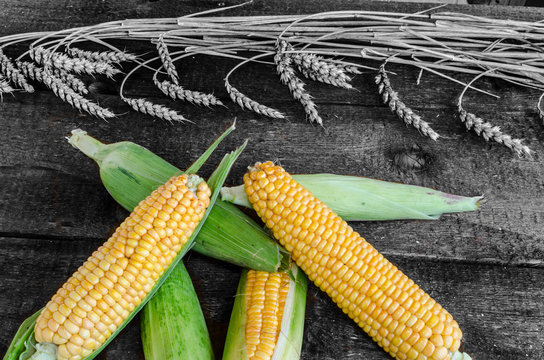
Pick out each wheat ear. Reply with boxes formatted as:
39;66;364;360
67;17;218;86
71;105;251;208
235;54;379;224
298;66;353;89
457;104;532;157
67;47;137;63
156;35;179;84
375;64;440;141
338;64;362;75
31;47;121;78
154;78;223;107
0;76;14;94
18;61;114;119
225;79;285;119
0;50;34;92
121;96;189;123
456;70;532;157
52;69;88;95
290;49;352;89
275;40;323;126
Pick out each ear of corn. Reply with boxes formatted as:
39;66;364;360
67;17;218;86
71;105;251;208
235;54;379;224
222;174;482;221
244;161;471;360
68;126;287;273
141;261;214;360
222;263;307;360
5;143;244;360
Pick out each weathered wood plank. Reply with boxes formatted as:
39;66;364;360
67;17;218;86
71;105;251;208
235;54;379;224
1;237;542;359
1;85;542;266
1;1;544;359
1;0;544;37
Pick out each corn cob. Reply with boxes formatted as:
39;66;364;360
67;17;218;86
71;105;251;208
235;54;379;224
68;126;287;273
5;143;244;360
223;264;307;360
244;161;471;360
32;174;210;360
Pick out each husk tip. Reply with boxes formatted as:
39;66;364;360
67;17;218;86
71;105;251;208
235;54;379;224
472;195;484;209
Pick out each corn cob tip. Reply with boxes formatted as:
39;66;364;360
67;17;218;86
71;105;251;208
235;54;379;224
451;351;472;360
29;342;57;360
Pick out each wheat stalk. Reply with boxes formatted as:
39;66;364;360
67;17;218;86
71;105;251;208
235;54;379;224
31;47;121;78
18;61;115;119
375;64;440;141
52;69;88;95
156;35;179;84
67;47;137;63
0;50;34;92
154;78;223;107
121;96;189;123
225;79;285;119
275;40;323;125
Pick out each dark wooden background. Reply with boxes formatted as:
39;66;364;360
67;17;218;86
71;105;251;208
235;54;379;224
1;1;543;359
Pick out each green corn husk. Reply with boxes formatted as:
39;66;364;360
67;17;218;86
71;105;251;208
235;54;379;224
5;142;244;360
222;263;307;360
141;262;214;360
67;124;286;273
221;174;482;221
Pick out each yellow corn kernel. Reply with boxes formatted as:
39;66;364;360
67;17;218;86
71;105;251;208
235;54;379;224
244;270;290;360
244;162;463;360
34;174;210;360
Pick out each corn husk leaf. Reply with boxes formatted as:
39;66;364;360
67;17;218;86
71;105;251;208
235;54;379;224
141;261;214;360
221;174;482;221
3;309;41;360
5;141;245;360
222;263;307;360
68;125;286;272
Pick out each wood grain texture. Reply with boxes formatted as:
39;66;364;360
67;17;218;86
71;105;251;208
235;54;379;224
1;1;544;359
1;237;542;359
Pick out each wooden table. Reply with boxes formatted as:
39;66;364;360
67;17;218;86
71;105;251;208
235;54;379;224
1;1;543;359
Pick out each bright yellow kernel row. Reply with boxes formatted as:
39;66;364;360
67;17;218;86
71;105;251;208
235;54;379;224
34;175;211;360
244;162;462;360
245;270;290;360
